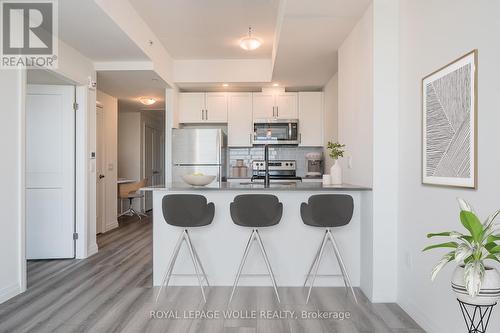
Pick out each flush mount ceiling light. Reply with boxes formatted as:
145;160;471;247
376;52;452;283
240;26;261;51
222;83;229;87
139;97;156;105
272;83;279;87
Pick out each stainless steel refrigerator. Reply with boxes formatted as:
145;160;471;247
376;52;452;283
172;128;227;186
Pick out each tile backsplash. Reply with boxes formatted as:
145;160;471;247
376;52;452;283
228;146;324;178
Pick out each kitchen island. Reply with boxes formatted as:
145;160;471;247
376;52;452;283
145;182;371;288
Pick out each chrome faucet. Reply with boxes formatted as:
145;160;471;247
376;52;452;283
264;144;270;187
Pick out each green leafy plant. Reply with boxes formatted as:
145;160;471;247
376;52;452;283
327;141;345;160
423;198;500;297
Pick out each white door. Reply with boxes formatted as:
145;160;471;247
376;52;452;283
275;93;298;119
298;92;324;146
144;125;154;211
205;93;228;122
96;105;106;233
26;85;75;259
179;93;204;123
252;93;275;119
228;93;253;146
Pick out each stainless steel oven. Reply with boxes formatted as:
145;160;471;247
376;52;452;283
252;119;299;145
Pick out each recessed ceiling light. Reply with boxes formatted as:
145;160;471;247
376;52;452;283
139;97;156;105
273;83;279;87
222;83;229;87
240;26;261;51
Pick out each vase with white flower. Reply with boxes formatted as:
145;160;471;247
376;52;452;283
327;141;345;185
423;198;500;306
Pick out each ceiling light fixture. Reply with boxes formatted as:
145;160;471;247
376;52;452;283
240;26;261;51
273;83;279;87
139;97;156;105
222;83;229;87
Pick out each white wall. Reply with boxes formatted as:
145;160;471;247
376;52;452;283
398;1;500;332
323;73;338;171
97;90;118;232
338;5;374;188
0;70;25;304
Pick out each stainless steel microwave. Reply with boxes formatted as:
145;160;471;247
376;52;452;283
252;119;299;145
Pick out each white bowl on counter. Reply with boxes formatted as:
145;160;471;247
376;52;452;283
181;174;216;186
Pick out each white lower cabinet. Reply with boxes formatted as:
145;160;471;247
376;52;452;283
228;93;253;147
298;91;324;146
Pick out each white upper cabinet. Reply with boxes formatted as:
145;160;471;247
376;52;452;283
252;92;275;119
228;93;253;147
298;92;323;147
275;93;298;119
205;93;228;123
252;92;298;120
178;92;228;123
179;93;205;123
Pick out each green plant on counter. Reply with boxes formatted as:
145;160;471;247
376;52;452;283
423;198;500;296
327;141;345;160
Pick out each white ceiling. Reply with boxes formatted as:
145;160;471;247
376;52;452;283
59;0;148;62
97;70;167;112
271;0;372;88
128;0;280;59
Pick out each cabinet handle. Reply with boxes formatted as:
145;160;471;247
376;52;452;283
276;106;279;117
201;109;204;120
299;133;302;144
206;109;208;120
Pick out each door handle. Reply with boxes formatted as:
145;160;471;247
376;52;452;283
99;174;105;179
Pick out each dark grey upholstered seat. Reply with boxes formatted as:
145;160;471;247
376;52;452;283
230;194;283;228
162;194;215;227
300;194;353;228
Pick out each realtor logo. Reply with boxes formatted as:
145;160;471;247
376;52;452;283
1;0;58;68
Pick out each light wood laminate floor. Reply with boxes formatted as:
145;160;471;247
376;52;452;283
0;215;424;333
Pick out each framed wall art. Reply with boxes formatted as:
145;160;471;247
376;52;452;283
422;50;478;189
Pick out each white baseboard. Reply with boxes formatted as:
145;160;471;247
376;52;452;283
105;220;119;232
399;300;445;333
0;283;21;305
87;243;99;257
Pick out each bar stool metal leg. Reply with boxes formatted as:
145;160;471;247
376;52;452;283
155;229;209;303
306;230;328;304
304;229;328;287
184;230;207;303
255;230;281;303
327;230;358;303
155;230;184;303
229;230;255;304
229;229;281;304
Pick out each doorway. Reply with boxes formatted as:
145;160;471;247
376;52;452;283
143;122;165;211
25;71;76;260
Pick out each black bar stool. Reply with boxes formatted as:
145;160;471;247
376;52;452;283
301;194;358;304
229;194;283;303
156;194;215;303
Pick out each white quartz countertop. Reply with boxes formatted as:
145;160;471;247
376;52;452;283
142;182;372;191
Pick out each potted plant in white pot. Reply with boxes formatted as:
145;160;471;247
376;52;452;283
327;141;345;185
423;198;500;307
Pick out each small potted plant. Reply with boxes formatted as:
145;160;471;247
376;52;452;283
423;198;500;306
327;141;345;185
